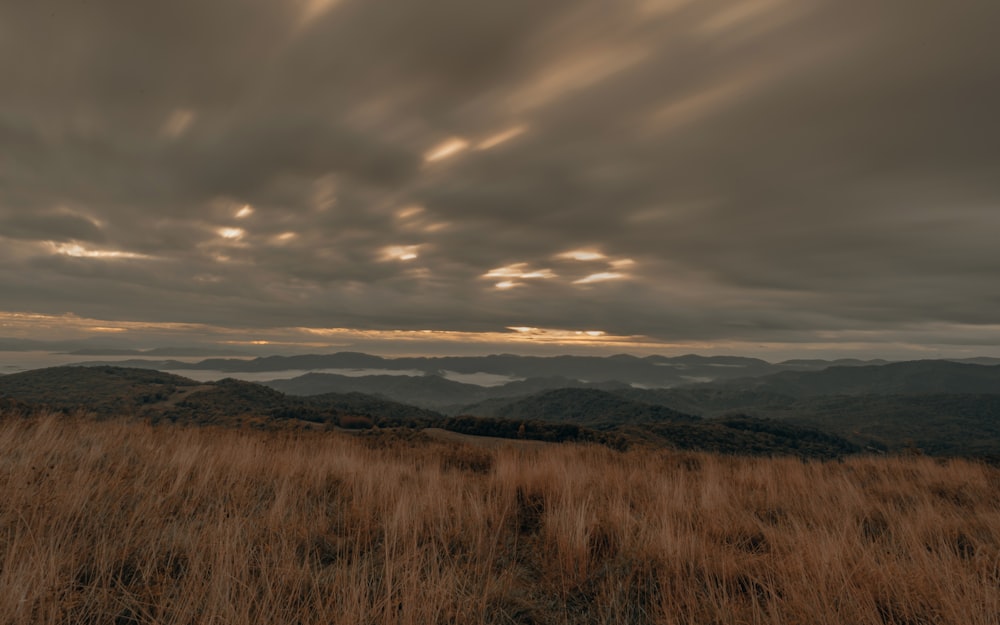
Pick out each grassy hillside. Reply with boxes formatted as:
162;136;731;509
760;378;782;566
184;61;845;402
0;366;198;414
1;414;998;624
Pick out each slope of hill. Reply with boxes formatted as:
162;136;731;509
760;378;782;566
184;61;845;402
772;394;1000;456
461;382;1000;458
0;366;199;414
628;416;860;459
154;378;338;426
303;391;446;423
461;387;698;429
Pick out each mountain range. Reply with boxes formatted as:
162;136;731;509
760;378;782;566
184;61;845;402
1;356;999;460
71;352;898;387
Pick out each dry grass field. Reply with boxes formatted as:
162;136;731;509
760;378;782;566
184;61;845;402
1;414;998;625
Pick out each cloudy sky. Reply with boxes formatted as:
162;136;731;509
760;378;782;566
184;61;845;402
1;0;999;359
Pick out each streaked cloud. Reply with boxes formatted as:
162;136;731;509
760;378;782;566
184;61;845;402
50;243;153;260
1;0;998;358
574;272;627;285
161;109;196;138
381;245;421;261
424;138;469;162
557;250;607;262
217;228;245;240
476;125;527;151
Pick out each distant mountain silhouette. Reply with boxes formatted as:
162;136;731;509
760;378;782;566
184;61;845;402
265;372;628;410
72;351;849;387
715;360;1000;396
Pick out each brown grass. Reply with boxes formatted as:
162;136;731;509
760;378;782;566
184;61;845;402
1;414;998;624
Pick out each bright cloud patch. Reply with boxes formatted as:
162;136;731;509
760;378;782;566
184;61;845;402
477;125;527;150
424;138;469;162
483;263;556;289
557;249;607;262
217;227;245;240
381;245;421;261
50;243;152;260
574;272;626;284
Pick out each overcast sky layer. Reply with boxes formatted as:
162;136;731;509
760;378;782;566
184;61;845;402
1;0;999;359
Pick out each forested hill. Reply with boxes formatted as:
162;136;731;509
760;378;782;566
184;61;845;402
460;387;698;429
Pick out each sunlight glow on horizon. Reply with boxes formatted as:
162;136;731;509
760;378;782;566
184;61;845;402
4;310;1000;360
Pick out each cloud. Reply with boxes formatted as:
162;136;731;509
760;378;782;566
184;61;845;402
1;0;999;356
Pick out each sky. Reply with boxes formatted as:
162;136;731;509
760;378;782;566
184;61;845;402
1;0;999;360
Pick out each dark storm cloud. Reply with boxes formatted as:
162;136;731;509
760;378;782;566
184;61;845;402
2;0;999;354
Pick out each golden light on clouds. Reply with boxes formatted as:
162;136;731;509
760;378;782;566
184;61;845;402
484;263;556;280
235;204;254;219
511;45;648;111
476;125;527;150
217;227;245;240
161;109;195;138
9;310;983;358
483;263;556;289
381;245;421;261
557;249;607;262
554;250;636;284
395;205;425;219
0;311;216;340
699;0;788;35
302;325;647;348
574;272;626;284
298;0;343;26
50;243;151;260
424;137;469;162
